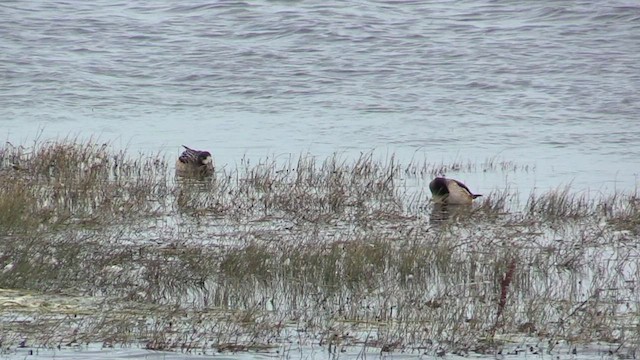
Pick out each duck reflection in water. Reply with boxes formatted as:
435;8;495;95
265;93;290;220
429;202;475;224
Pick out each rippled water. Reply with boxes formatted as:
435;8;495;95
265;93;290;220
2;0;640;194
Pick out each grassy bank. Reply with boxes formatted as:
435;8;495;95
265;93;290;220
0;139;638;357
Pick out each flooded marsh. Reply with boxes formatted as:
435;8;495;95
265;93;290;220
0;140;638;358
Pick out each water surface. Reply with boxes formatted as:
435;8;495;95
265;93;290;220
2;0;639;194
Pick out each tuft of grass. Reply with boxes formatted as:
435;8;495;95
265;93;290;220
0;139;170;233
0;173;39;231
525;185;593;220
600;191;640;234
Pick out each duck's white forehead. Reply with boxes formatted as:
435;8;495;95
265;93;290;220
202;155;213;165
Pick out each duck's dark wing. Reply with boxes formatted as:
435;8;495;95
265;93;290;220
179;145;201;164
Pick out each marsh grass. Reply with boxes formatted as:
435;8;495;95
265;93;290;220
525;185;594;221
0;138;170;232
0;173;39;231
0;140;638;357
403;154;534;177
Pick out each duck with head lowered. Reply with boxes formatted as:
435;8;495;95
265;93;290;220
175;145;214;178
429;177;481;205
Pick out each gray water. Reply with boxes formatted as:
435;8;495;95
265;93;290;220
2;0;640;194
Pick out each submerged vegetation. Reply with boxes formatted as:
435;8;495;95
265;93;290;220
0;139;638;357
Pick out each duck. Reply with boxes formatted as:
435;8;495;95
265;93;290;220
175;145;214;177
429;177;481;205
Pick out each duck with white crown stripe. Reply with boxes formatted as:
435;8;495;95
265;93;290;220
429;177;482;205
175;145;214;178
